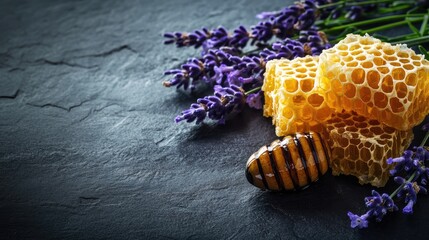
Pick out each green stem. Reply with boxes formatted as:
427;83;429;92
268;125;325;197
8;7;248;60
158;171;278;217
389;171;417;198
391;35;429;46
420;14;429;36
245;87;261;95
420;129;429;147
385;32;419;42
418;45;429;60
361;17;424;34
317;0;395;9
323;14;425;33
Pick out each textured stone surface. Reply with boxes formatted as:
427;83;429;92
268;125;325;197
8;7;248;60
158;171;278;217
0;0;428;239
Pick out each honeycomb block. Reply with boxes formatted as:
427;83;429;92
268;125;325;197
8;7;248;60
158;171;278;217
319;34;429;131
326;111;413;187
262;56;334;136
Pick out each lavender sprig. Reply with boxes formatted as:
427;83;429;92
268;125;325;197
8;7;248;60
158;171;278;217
348;126;429;229
164;0;333;53
175;85;245;124
348;190;397;229
163;48;241;90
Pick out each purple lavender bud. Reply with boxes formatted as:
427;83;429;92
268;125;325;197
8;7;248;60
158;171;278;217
422;122;429;131
403;182;417;202
364;190;382;208
175;85;245;125
345;6;363;21
295;9;316;30
394;176;406;184
251;21;275;42
403;200;415;214
256;11;279;20
381;193;398;211
331;8;342;19
246;91;263;110
230;26;250;49
419;185;428;194
348;212;369;229
304;0;317;8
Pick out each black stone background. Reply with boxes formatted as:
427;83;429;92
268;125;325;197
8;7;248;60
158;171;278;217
1;0;428;239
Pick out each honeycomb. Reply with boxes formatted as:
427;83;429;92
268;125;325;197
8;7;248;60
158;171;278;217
261;34;428;186
319;34;429;131
262;55;333;136
326;111;413;187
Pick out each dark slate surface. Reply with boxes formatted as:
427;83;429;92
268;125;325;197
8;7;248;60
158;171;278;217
0;0;428;239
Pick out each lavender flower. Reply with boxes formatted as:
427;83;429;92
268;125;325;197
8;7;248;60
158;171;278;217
163;28;211;48
203;27;230;53
175;85;245;124
345;6;363;21
348;212;369;229
294;8;317;30
229;26;250;49
348;190;397;229
260;39;305;60
299;30;331;55
246;91;263;110
387;150;415;176
422;121;429;131
163;48;239;90
163;58;205;91
394;180;418;214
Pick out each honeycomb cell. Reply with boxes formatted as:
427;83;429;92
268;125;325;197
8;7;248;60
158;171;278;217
392;68;405;80
362;61;373;68
344;83;356;98
351;69;365;84
395;82;408;98
390;98;404;113
308;93;324;107
347;62;358;67
359;87;371;102
381;75;394;93
374;57;385;66
367;71;380;89
374;92;388;108
405;73;417;86
300;79;314;92
356;55;366;61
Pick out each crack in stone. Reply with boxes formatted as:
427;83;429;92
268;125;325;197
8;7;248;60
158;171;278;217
77;103;123;122
0;89;20;99
79;196;100;205
28;45;139;69
79;196;99;200
78;45;139;58
26;99;93;112
8;67;24;72
41;59;98;69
